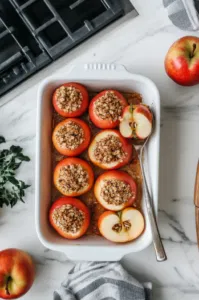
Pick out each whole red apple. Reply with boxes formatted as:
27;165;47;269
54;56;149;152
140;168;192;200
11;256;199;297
0;249;35;299
165;36;199;86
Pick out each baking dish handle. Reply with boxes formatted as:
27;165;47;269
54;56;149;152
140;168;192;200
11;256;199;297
66;63;129;77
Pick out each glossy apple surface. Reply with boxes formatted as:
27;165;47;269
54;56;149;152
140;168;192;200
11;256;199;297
165;36;199;86
0;249;35;299
98;208;145;243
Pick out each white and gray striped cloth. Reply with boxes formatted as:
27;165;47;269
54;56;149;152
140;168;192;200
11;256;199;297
53;262;152;300
163;0;199;30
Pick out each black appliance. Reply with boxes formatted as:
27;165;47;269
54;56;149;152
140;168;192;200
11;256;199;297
0;0;137;97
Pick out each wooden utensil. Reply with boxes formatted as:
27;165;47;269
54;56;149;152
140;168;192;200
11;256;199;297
194;160;199;247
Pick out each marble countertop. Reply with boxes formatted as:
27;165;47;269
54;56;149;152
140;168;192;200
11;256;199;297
1;0;199;299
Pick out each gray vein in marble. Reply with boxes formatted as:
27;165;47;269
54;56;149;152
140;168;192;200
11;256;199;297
44;248;50;253
162;105;199;121
163;105;199;112
1;207;29;216
159;209;179;225
174;267;184;280
171;198;180;202
33;255;69;266
0;96;16;108
169;197;194;205
162;236;196;246
174;93;199;107
159;209;197;244
169;224;190;243
162;237;184;244
6;135;36;143
8;110;33;126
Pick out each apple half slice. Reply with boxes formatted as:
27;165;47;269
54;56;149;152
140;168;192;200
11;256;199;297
119;104;153;140
98;208;145;243
94;170;137;211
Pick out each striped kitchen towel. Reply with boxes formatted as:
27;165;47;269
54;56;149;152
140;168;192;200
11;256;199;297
163;0;199;30
53;262;152;300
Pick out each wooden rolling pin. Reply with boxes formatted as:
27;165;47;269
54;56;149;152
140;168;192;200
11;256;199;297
194;160;199;247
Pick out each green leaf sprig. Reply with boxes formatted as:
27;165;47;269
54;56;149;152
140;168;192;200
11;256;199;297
0;138;30;208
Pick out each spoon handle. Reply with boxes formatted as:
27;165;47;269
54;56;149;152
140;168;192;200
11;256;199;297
139;156;167;262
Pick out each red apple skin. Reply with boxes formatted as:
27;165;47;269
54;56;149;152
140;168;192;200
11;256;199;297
0;249;35;299
165;36;199;86
122;105;152;123
133;105;153;123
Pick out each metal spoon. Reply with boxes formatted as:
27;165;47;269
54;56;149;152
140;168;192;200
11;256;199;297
135;132;167;262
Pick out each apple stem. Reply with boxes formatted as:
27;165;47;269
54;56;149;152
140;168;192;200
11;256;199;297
190;43;197;58
117;211;122;220
5;276;12;295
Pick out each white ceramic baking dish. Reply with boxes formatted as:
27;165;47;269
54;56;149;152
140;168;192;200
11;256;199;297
35;63;160;261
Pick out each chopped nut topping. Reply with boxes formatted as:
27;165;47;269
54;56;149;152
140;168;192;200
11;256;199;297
101;179;133;205
94;134;127;164
52;204;85;234
55;86;82;113
55;121;84;150
94;91;123;122
112;223;122;233
57;164;89;194
123;220;131;231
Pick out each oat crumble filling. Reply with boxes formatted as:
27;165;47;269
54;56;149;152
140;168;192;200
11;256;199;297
52;204;85;234
101;179;134;205
57;164;89;194
94;91;123;122
55;121;85;150
94;134;127;164
56;86;83;113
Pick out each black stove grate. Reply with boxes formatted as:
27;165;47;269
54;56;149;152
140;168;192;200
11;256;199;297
10;0;124;59
0;0;137;97
0;10;50;96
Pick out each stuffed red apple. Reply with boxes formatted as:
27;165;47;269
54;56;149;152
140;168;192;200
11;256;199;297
98;208;145;243
119;104;153;139
53;82;89;117
49;197;90;239
52;118;91;156
88;129;133;170
0;249;35;299
94;170;137;211
89;90;128;129
54;158;94;196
